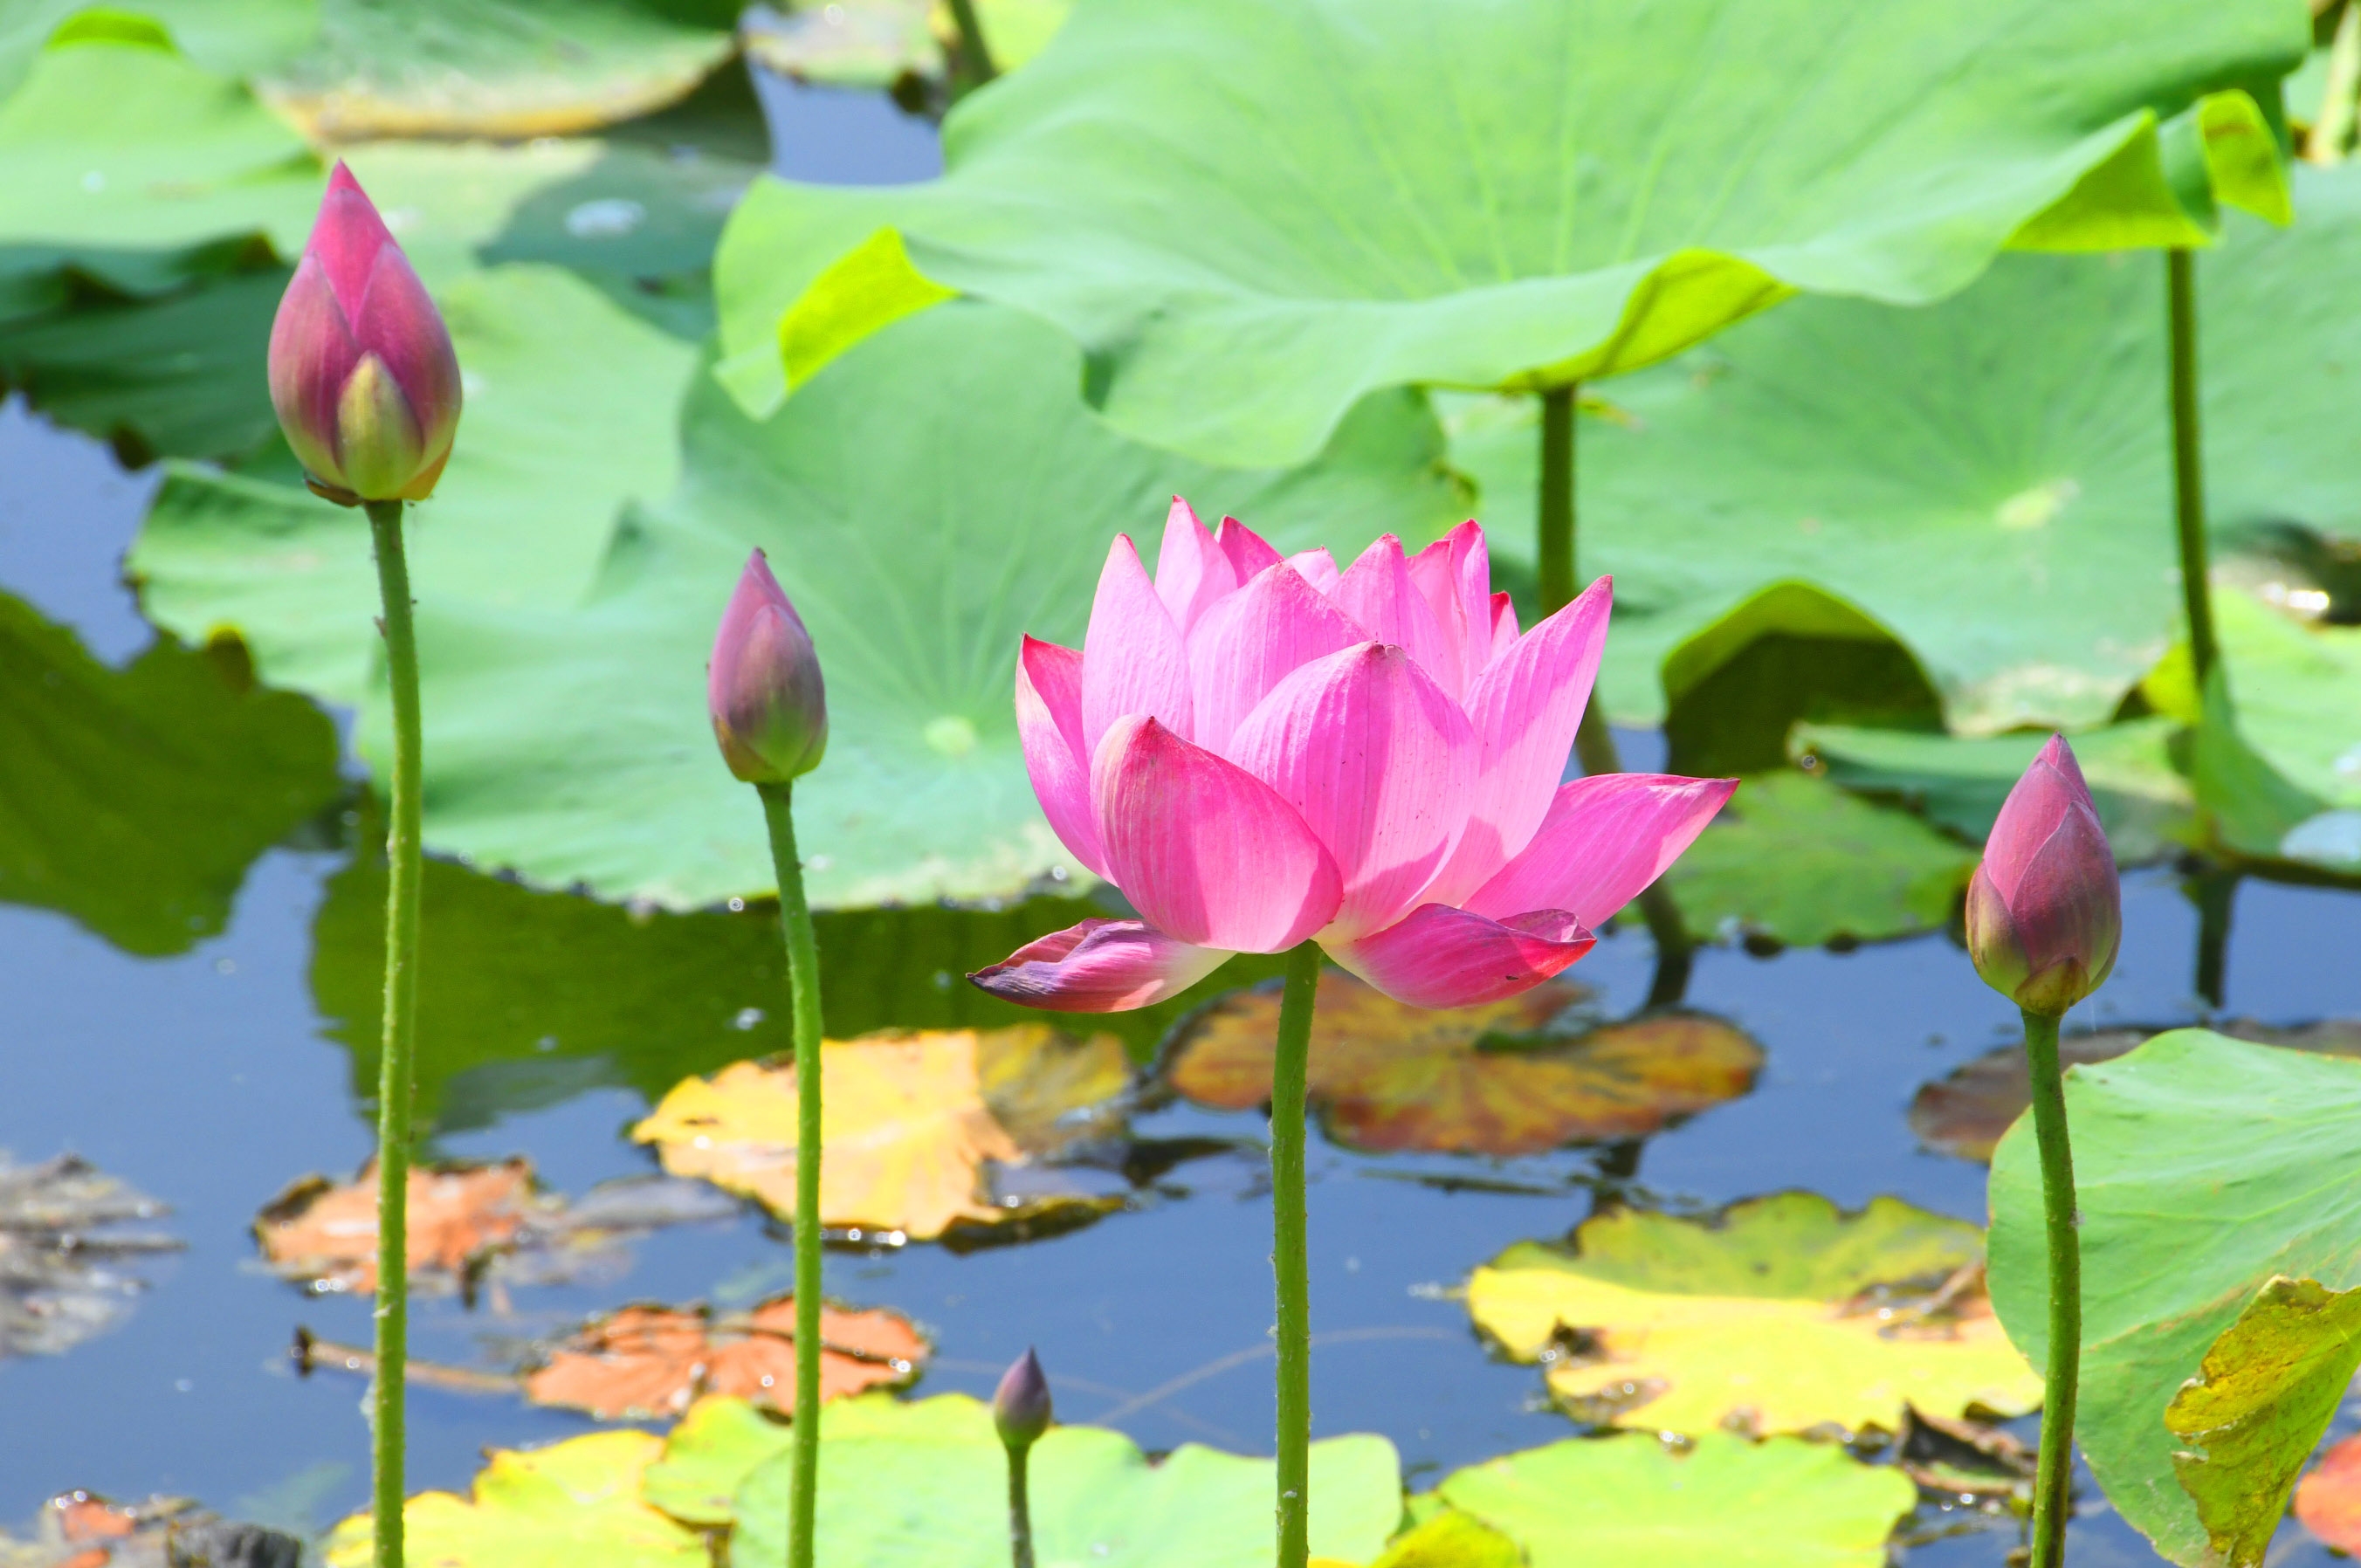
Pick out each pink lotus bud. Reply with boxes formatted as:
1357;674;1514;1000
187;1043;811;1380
709;550;828;784
993;1347;1052;1449
267;162;462;506
1965;735;2120;1018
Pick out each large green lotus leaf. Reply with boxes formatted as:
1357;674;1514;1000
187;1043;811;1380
1988;1029;2361;1565
0;0;320;103
254;0;740;141
1791;718;2194;864
709;0;2304;464
131;262;698;703
730;1393;1401;1567
161;300;1462;907
308;843;1288;1135
1658;772;1977;948
0;588;341;957
638;1397;792;1528
1430;1431;1917;1568
1468;1194;2036;1438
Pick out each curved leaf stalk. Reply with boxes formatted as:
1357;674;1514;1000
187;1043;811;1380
1272;939;1320;1568
2167;250;2217;686
945;0;998;96
363;499;423;1568
1536;385;1695;1007
2021;1007;2082;1568
759;782;827;1568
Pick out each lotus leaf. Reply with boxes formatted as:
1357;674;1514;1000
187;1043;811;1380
1165;971;1760;1156
633;1024;1128;1241
1469;1193;2039;1437
524;1295;926;1420
0;0;320;104
323;1430;705;1568
728;1392;1402;1568
1366;1510;1523;1568
637;1396;793;1528
2296;1434;2361;1553
1987;1029;2361;1565
1429;1431;1917;1568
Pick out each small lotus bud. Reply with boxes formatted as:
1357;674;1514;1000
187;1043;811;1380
994;1347;1052;1450
266;162;462;506
710;550;828;783
1965;734;2121;1018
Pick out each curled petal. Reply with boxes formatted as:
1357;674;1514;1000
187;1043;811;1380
1227;643;1477;941
1183;563;1366;754
1333;534;1460;698
1215;515;1283;581
967;918;1230;1012
1153;497;1238;634
1015;636;1105;877
1093;716;1342;952
1465;774;1735;927
1325;903;1594;1009
1081;534;1194;759
1425;575;1614;903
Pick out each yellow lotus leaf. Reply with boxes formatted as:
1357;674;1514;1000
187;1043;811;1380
633;1026;1126;1241
1468;1193;2041;1438
1167;972;1760;1155
324;1430;702;1568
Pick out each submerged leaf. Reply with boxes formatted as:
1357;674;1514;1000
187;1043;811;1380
2296;1434;2361;1553
0;1154;179;1361
1432;1432;1916;1568
1469;1194;2037;1437
1165;973;1760;1156
523;1295;926;1421
634;1026;1128;1241
2164;1276;2361;1568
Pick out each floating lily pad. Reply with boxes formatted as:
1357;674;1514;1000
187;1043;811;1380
2296;1433;2361;1553
634;1025;1129;1242
1659;772;1976;949
1910;1021;2361;1163
523;1294;926;1420
256;0;740;141
324;1431;705;1568
1987;1029;2361;1565
0;589;342;958
1468;1193;2039;1437
1429;1431;1917;1568
0;0;320;105
1164;972;1761;1157
712;0;2301;460
637;1396;794;1528
0;1153;180;1360
730;1393;1403;1568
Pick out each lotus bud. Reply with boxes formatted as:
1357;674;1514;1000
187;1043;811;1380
710;550;828;783
1965;735;2121;1018
266;162;462;506
993;1347;1052;1450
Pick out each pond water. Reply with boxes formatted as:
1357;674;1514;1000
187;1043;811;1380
3;71;2358;1568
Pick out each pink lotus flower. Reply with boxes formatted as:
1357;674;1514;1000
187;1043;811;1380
1965;735;2120;1017
970;504;1736;1012
710;550;829;784
267;162;462;506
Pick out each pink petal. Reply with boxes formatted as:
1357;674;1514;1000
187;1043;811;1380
1182;563;1367;754
348;238;461;471
309;162;396;322
1425;575;1614;904
1153;497;1238;635
1464;774;1736;926
1287;547;1341;596
1081;534;1194;760
1015;636;1105;877
1488;591;1519;665
1332;534;1461;698
967;918;1230;1012
265;254;361;490
1325;903;1595;1009
1406;521;1497;688
1983;734;2100;903
1216;515;1282;581
1092;715;1343;952
1226;643;1477;941
708;549;829;785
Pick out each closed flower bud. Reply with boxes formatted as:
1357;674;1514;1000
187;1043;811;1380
267;162;462;506
710;550;828;784
1965;734;2121;1018
993;1347;1052;1450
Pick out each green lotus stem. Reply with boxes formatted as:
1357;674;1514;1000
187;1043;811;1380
2190;865;2236;1012
1007;1437;1035;1568
2166;249;2217;687
2315;0;2361;168
2020;1007;2082;1568
1271;939;1320;1568
1537;387;1694;1006
759;781;827;1568
362;499;423;1568
944;0;998;93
